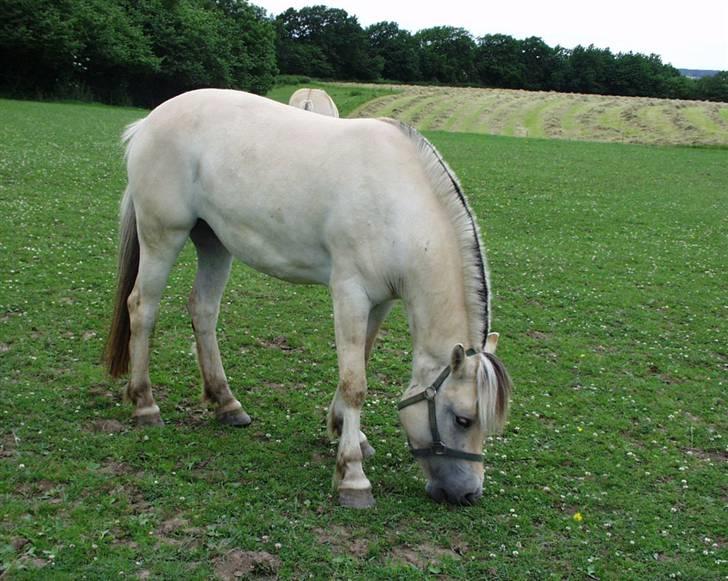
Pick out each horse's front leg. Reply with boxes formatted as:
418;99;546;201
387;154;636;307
329;280;375;508
328;299;393;460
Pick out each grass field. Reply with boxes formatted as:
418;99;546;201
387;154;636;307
1;96;726;579
346;84;728;147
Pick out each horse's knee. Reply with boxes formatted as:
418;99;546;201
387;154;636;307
187;291;218;334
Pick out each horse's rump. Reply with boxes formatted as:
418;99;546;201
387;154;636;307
288;88;339;117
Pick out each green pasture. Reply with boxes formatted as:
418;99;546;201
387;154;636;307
0;96;726;579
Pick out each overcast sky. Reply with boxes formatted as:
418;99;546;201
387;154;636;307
255;0;728;70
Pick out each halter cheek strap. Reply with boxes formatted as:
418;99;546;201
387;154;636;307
397;348;483;463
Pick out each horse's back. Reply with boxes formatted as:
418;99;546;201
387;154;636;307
124;89;434;287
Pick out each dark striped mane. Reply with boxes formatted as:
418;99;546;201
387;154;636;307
383;119;491;350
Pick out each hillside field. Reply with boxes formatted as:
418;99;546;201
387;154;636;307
268;82;728;147
331;83;728;147
0;97;726;578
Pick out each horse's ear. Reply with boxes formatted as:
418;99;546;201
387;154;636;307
485;332;499;354
451;344;466;377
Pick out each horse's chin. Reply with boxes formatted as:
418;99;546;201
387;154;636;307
425;480;483;506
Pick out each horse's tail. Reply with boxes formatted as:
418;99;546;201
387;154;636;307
477;352;512;435
104;119;145;377
104;189;139;377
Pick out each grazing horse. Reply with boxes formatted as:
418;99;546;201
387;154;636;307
104;89;511;508
288;88;339;117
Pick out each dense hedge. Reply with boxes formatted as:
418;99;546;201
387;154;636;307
0;0;277;106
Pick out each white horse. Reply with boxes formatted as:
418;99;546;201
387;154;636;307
104;89;511;508
288;88;339;117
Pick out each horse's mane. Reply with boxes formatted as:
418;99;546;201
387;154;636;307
383;119;491;351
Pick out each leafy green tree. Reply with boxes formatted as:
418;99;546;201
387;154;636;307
564;45;614;94
216;0;277;95
1;0;166;102
695;71;728;102
416;26;476;84
127;0;277;105
367;21;420;81
1;0;83;96
476;34;525;88
0;0;277;105
71;0;160;102
275;6;379;80
519;37;561;90
275;8;334;77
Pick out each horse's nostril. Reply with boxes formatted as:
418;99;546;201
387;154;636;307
426;483;446;502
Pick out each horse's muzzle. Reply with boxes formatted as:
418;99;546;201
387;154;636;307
426;480;483;506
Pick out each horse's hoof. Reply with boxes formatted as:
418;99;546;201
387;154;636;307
217;409;251;427
360;440;376;459
134;413;164;427
338;488;375;509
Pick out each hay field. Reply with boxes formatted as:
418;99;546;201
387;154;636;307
347;84;728;146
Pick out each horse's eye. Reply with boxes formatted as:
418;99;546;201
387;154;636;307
455;416;472;428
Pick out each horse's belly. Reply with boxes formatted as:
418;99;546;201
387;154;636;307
203;211;332;285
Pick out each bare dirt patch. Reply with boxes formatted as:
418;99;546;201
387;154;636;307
388;542;462;569
314;525;369;557
10;555;49;571
88;384;118;400
11;537;31;552
89;419;126;433
213;549;281;580
15;479;64;504
684;448;727;463
98;459;134;476
157;517;189;535
258;335;300;352
1;432;19;458
154;516;204;549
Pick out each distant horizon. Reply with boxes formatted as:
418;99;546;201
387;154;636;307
254;0;728;71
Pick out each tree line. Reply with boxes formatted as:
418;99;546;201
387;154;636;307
1;1;726;107
276;6;727;102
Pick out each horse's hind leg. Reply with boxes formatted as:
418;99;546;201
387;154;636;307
127;228;189;426
188;221;250;427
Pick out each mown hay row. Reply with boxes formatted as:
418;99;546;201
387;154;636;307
347;84;728;146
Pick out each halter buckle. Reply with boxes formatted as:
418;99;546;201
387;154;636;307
424;386;437;400
431;441;446;455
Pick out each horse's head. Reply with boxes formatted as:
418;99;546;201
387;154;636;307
398;333;511;505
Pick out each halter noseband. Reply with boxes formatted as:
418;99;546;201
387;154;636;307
397;348;483;463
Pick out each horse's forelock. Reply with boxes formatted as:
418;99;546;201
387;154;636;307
476;352;512;434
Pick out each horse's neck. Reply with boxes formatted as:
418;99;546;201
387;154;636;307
403;261;471;388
